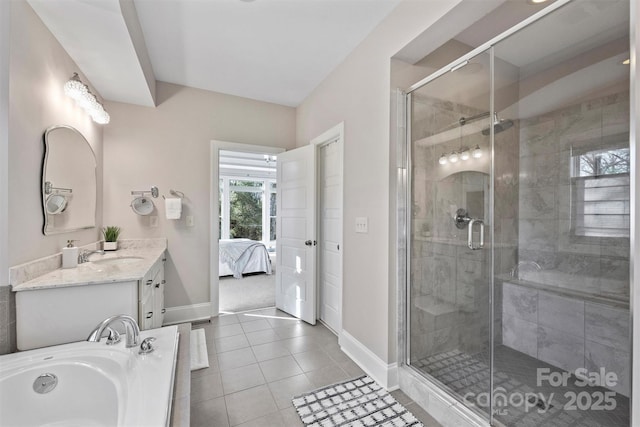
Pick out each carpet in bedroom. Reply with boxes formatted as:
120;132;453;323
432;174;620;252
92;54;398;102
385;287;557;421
219;271;276;313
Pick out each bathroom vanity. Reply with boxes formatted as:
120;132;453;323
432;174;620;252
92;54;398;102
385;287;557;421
12;241;167;350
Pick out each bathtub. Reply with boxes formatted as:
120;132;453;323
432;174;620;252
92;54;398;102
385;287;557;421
0;325;179;427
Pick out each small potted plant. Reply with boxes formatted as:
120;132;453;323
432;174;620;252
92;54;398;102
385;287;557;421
102;226;121;251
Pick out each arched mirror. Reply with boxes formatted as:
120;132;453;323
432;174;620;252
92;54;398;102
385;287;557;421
42;125;97;235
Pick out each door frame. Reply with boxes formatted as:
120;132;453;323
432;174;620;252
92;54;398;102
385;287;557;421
210;140;284;317
311;122;344;336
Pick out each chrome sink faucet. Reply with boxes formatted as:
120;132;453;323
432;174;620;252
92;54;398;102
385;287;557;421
78;249;105;264
87;314;140;348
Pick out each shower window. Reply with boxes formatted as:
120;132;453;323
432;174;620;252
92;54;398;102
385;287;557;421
571;143;630;238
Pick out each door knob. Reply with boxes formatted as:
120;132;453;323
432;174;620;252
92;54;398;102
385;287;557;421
305;240;312;246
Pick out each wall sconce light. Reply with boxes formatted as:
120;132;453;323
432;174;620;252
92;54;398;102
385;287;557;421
472;145;482;158
439;146;483;165
64;73;110;124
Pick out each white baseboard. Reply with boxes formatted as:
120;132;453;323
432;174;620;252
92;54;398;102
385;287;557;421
163;303;212;326
339;330;399;390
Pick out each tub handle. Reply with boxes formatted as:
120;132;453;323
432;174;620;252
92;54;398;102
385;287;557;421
139;337;156;354
146;312;153;319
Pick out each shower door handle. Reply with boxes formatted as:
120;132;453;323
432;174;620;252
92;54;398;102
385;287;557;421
467;219;484;250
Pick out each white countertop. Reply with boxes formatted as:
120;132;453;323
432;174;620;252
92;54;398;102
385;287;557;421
12;246;166;292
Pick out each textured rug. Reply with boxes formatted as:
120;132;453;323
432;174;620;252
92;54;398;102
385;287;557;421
292;376;424;427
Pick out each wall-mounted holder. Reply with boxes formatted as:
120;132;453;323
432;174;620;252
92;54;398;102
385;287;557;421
131;186;159;198
163;189;185;199
130;186;158;216
44;181;72;195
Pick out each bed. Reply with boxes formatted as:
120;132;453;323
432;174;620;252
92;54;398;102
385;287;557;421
219;238;272;278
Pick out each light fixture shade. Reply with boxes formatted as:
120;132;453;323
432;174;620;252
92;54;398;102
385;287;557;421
438;154;447;165
448;151;459;163
63;76;88;101
459;149;470;161
472;145;482;158
64;72;110;125
91;109;110;124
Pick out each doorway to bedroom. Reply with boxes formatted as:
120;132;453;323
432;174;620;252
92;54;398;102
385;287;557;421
217;148;280;313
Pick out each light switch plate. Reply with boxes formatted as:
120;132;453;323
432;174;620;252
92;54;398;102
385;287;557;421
355;217;368;233
149;216;158;227
186;215;195;227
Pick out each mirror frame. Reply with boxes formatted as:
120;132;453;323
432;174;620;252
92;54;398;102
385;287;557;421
41;124;97;235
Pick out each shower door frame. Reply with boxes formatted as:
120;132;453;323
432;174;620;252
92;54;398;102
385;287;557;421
396;0;637;425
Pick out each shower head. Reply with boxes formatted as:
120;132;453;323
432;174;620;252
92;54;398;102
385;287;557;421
481;114;513;136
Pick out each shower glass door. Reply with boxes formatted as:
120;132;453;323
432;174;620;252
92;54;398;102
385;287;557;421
490;1;630;426
406;1;631;426
407;49;493;421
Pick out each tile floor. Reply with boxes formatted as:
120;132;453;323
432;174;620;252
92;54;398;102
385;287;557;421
190;307;442;427
414;346;630;427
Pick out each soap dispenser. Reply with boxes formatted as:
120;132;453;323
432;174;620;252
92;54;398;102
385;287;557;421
62;240;79;269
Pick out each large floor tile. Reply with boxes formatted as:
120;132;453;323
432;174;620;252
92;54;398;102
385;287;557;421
235;410;286;427
279;336;321;354
280;407;304;426
224;385;279;426
251;341;291;362
191;372;224;404
259;355;303;382
304;364;350;389
245;329;281;346
218;347;257;371
293;350;334;372
213;323;245;339
191;396;229;427
221;363;266;394
215;334;250;353
241;318;272;333
267;373;314;409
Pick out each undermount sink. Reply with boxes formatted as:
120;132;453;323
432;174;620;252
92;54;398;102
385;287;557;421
90;256;145;265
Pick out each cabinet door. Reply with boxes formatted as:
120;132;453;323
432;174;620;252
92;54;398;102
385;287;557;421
140;291;154;330
153;267;165;328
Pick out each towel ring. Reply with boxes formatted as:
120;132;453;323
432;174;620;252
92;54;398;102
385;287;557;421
163;189;185;199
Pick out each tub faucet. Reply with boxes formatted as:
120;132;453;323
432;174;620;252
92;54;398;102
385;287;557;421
78;249;105;264
510;261;542;279
87;314;140;348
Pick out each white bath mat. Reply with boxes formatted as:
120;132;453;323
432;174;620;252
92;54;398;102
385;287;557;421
292;375;424;427
190;329;209;371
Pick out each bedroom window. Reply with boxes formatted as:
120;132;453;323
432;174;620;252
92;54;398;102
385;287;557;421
219;177;276;246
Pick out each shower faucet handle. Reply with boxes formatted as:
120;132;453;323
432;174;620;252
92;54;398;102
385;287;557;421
454;208;472;229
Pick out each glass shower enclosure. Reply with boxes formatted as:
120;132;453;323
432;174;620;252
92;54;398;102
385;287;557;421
403;0;631;425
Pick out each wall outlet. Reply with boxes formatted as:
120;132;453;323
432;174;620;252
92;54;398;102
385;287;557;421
186;215;194;227
355;217;368;233
149;215;158;227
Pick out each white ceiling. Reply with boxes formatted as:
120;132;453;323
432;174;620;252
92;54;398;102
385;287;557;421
29;0;401;108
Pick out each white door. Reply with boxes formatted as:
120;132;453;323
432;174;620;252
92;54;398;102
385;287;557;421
276;145;316;324
319;141;342;333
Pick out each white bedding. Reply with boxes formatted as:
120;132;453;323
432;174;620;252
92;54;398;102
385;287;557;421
219;239;272;278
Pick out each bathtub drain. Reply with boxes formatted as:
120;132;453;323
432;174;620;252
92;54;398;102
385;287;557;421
33;373;58;394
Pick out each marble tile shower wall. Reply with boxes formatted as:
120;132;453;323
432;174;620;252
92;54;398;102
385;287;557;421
517;90;630;300
501;90;631;397
502;282;630;397
409;94;519;360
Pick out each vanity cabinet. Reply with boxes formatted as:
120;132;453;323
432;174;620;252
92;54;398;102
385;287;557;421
14;249;167;350
139;256;166;330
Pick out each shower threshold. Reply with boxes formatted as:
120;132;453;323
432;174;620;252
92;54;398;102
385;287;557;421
412;345;629;427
